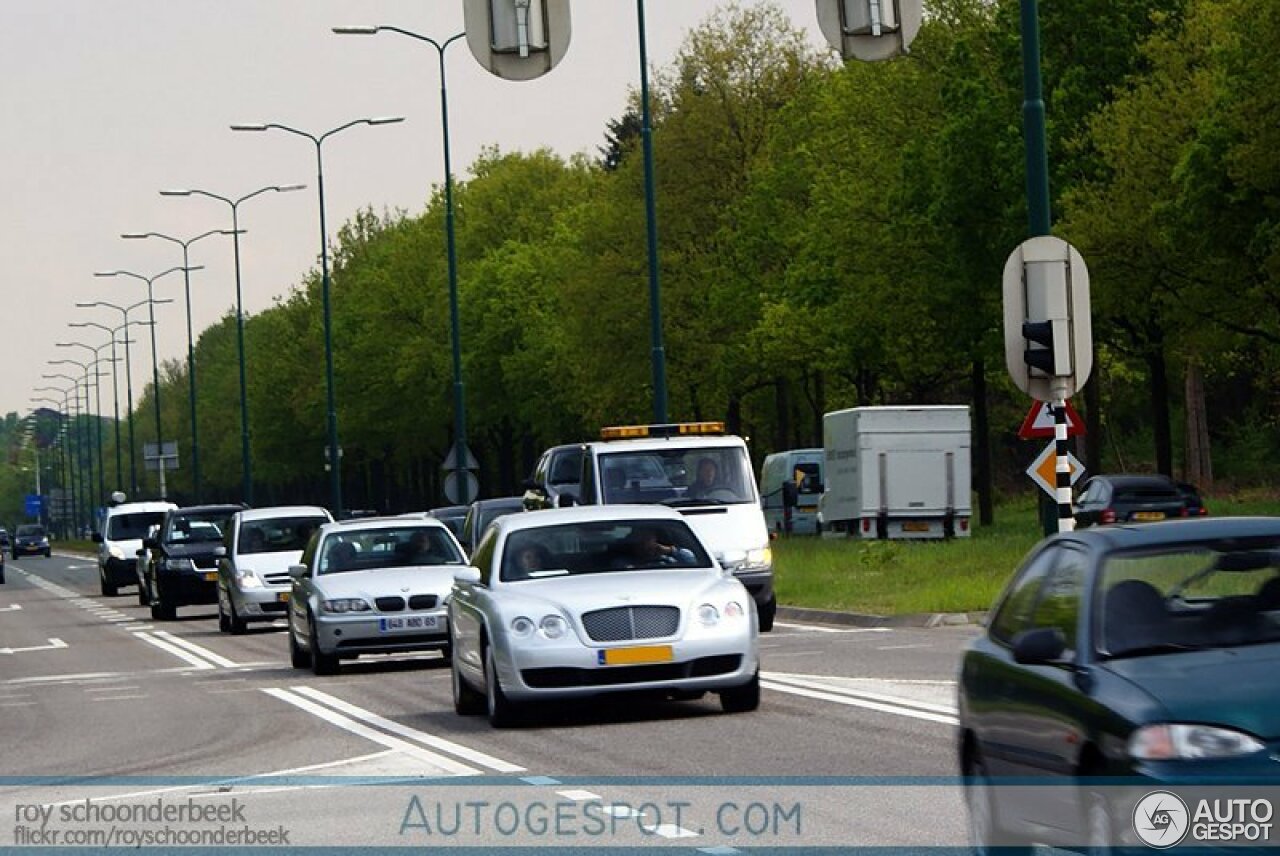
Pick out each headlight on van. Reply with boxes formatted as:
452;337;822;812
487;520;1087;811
743;547;772;569
108;545;125;560
235;569;263;589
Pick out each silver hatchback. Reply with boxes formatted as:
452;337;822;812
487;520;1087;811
217;506;332;634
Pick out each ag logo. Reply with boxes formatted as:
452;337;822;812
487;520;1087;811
1133;791;1190;848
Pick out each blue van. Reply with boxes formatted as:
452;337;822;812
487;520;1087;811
760;449;824;535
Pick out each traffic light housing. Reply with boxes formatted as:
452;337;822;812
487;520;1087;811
1022;320;1057;375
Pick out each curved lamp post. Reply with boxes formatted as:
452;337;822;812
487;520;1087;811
230;117;405;517
33;390;75;533
94;267;188;496
40;374;86;530
55;342;117;505
334;25;473;505
121;230;232;502
159;183;305;504
68;321;134;496
75;299;163;497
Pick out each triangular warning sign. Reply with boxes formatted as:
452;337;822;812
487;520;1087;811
1018;400;1085;440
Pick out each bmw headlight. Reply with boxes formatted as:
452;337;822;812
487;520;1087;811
696;603;721;626
1129;723;1265;760
321;598;372;614
510;616;536;637
539;615;568;639
108;545;125;560
162;558;196;573
235;569;263;590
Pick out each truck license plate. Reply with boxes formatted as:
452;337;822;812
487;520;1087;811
902;521;931;533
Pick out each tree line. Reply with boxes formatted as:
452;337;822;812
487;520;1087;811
6;0;1279;527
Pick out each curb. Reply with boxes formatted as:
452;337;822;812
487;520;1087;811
777;605;986;629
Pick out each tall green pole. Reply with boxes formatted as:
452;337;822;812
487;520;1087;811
230;207;252;505
637;0;668;424
1019;0;1051;238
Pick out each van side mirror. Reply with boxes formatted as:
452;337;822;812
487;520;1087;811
288;563;308;579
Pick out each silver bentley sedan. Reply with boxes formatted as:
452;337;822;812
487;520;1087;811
448;505;760;727
287;516;467;675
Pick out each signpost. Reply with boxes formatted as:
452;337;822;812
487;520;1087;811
1026;442;1084;498
1017;400;1084;440
24;494;43;520
143;442;179;500
442;444;480;506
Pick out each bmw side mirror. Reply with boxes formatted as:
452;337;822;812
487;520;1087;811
288;563;308;579
454;567;482;586
142;537;157;549
1012;627;1067;664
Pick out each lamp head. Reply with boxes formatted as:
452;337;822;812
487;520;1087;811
230;123;269;132
333;25;379;35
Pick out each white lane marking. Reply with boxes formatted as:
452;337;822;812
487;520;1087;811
557;789;603;801
698;847;744;855
764;672;958;715
85;685;140;693
3;671;122;685
0;701;39;707
261;688;480;775
0;638;68;655
291;686;525;773
773;621;891;634
132;632;217;670
152;630;239;668
90;694;149;702
762;679;958;725
646;822;700;839
876;643;933;651
0;604;23;612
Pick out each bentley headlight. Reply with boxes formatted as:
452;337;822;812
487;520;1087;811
510;616;536;637
540;615;568;639
724;601;745;618
696;603;721;626
1129;723;1265;760
321;598;371;614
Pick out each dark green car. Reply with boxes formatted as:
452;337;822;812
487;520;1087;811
959;517;1280;852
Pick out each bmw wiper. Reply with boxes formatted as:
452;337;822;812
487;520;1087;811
1106;642;1200;659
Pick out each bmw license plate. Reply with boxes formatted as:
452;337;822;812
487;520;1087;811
203;572;218;582
599;646;673;666
1133;511;1165;521
379;615;439;633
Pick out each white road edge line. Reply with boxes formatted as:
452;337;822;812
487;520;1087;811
761;680;958;726
132;631;216;670
152;630;239;668
291;685;525;773
262;688;480;776
763;673;958;715
772;621;891;634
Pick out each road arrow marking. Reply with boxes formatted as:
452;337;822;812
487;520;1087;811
0;637;68;655
0;604;23;612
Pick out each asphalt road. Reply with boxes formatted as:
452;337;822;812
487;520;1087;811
1;552;980;851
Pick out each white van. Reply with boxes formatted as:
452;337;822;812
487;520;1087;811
93;500;177;597
573;422;776;630
760;448;824;536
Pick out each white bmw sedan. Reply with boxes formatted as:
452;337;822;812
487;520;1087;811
287;516;467;675
449;505;759;727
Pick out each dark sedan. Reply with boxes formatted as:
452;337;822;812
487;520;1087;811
11;524;51;558
959;517;1280;852
1074;473;1188;528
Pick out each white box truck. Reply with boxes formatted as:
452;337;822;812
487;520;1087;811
819;406;971;539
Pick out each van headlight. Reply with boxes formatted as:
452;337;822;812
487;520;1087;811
235;569;263;590
745;547;772;568
108;545;126;560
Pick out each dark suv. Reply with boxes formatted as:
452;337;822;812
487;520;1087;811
522;444;584;510
12;524;51;558
141;505;243;620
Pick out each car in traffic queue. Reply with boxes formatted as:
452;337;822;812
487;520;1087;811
427;505;469;540
958;517;1280;853
217;506;332;634
448;505;760;728
93;500;176;597
459;496;526;556
522;443;585;510
286;516;467;675
12;523;51;559
1074;474;1189;528
140;504;243;620
0;542;6;584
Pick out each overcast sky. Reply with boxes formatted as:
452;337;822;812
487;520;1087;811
1;1;828;421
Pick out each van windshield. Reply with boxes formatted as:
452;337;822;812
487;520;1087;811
107;512;168;541
599;446;756;506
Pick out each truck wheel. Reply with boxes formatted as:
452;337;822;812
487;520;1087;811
758;595;776;633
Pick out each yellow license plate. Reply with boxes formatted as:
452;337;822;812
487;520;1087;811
599;645;674;666
902;521;932;532
1133;511;1165;521
277;591;290;602
203;572;218;582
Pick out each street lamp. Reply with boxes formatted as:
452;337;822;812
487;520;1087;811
231;116;405;516
94;267;188;497
68;321;134;496
334;25;473;506
56;342;117;506
40;375;85;531
121;230;233;502
159;183;306;504
75;299;165;497
634;0;668;423
48;359;108;515
32;394;72;533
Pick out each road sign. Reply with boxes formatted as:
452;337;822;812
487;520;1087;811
143;441;179;472
815;0;923;62
1018;400;1085;440
442;444;479;472
1026;442;1085;498
443;471;480;506
464;0;571;81
24;494;43;518
1002;236;1093;402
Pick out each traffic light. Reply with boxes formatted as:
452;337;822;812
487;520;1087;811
1022;320;1057;375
